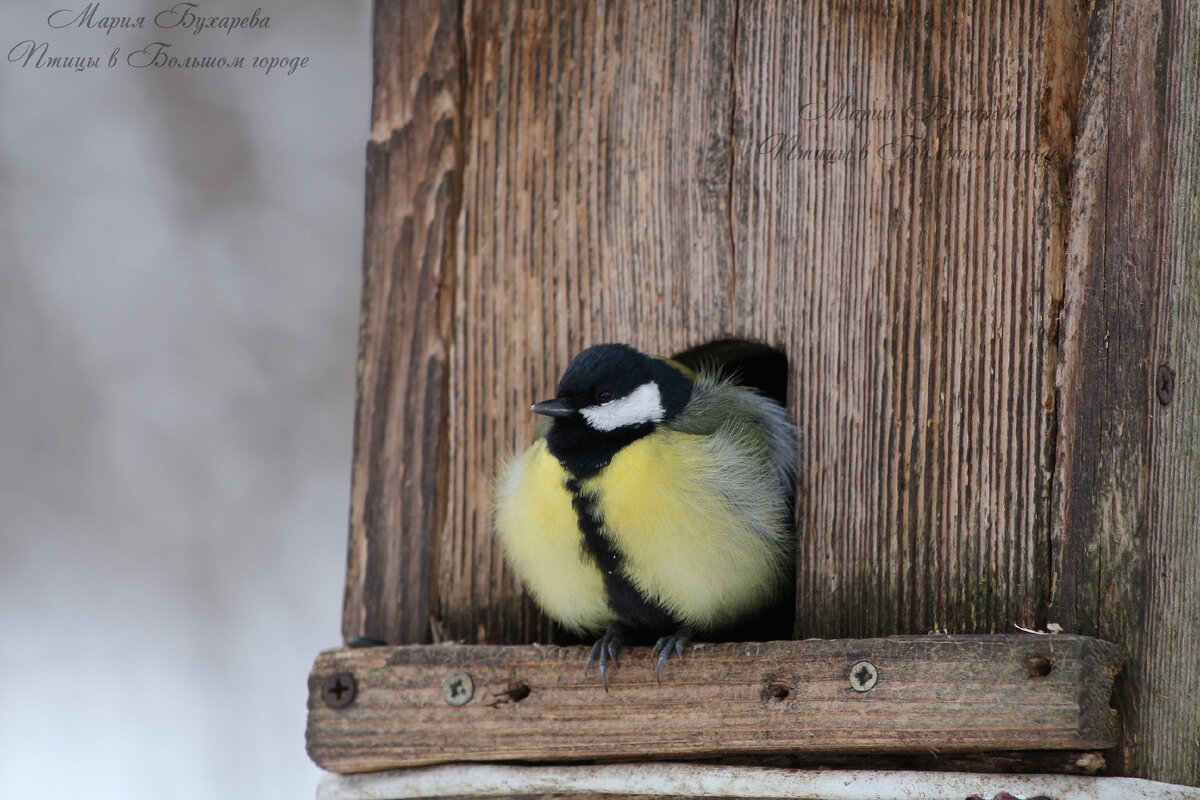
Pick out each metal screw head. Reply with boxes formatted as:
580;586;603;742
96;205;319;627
442;671;474;706
849;660;878;692
1157;364;1176;406
322;671;356;709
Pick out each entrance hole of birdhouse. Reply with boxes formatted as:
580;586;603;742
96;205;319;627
670;339;790;408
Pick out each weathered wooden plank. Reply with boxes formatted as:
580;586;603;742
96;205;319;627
1052;0;1200;785
343;0;464;645
440;0;738;643
731;2;1082;638
1052;0;1165;657
1141;3;1200;784
306;635;1120;774
407;0;1086;646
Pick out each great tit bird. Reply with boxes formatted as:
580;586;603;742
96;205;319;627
495;343;798;687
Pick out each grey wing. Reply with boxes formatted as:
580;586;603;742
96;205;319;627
734;385;801;498
668;372;800;499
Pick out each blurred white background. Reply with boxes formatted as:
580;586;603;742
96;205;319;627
1;1;371;797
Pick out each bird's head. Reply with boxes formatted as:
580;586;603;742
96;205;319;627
533;344;692;434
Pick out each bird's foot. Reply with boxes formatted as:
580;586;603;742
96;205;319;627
585;624;626;691
650;628;693;683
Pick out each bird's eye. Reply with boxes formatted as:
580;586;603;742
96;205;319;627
597;390;614;404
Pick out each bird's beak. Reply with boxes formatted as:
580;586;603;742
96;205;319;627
531;398;576;418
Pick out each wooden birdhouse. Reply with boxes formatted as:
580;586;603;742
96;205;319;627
308;0;1200;797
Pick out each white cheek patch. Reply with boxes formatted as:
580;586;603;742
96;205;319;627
579;381;665;432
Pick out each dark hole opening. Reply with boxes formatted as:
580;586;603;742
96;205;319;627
763;681;792;701
671;339;790;408
1024;653;1054;678
1109;671;1124;712
507;682;531;702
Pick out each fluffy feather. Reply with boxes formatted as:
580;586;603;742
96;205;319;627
494;439;616;633
495;351;797;638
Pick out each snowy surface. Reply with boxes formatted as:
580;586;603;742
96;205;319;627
0;1;371;797
319;764;1200;800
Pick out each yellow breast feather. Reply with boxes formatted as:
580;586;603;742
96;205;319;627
583;429;790;631
494;438;615;634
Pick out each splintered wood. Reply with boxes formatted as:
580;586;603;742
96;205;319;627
1052;1;1200;783
306;635;1120;774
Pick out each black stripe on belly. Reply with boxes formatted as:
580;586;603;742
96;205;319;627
564;477;680;635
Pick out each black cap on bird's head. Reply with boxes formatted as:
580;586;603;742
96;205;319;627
532;344;692;434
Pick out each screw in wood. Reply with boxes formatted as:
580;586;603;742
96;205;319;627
322;671;356;709
1157;364;1176;406
849;660;878;692
442;671;475;706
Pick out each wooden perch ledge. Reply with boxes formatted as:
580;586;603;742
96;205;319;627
306;635;1120;775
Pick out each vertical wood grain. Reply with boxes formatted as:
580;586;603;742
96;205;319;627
349;0;1087;646
417;0;1086;643
437;0;737;643
340;0;1200;782
1051;0;1165;657
1050;0;1165;776
342;0;463;644
1053;0;1200;784
732;1;1081;638
1141;5;1200;784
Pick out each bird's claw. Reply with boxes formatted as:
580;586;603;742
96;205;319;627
650;629;692;683
585;626;625;691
